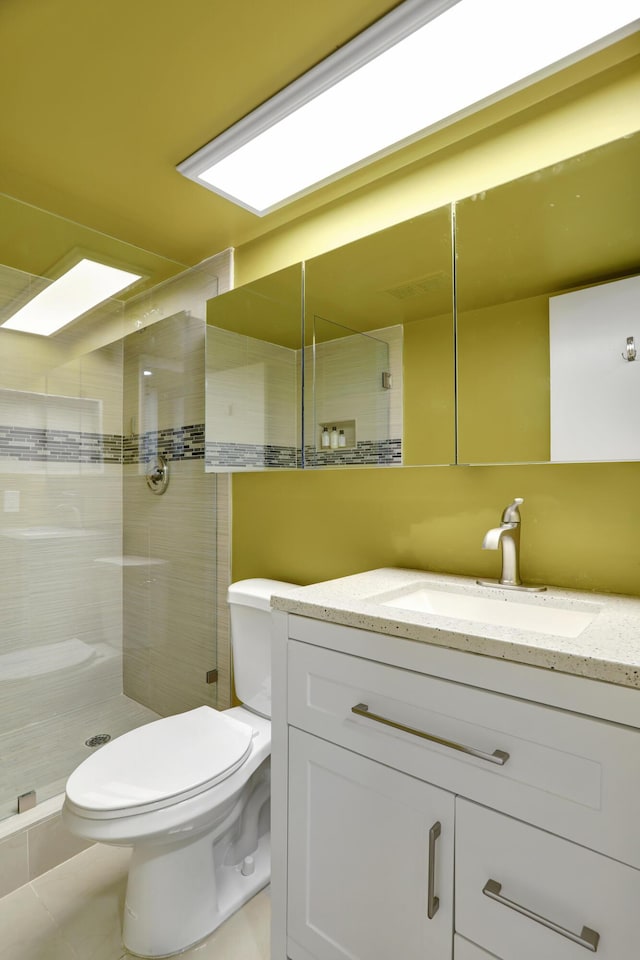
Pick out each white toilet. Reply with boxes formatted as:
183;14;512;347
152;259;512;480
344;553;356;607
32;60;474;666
63;578;295;959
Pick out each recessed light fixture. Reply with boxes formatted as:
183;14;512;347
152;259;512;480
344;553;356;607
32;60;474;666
2;258;142;336
143;370;153;376
178;0;638;216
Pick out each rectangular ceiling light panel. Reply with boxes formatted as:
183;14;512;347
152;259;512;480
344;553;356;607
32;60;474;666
178;0;639;215
2;259;142;336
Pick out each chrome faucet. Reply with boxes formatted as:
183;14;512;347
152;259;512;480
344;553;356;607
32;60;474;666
478;498;546;592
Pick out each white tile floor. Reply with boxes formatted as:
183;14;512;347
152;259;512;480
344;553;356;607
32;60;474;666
0;842;270;960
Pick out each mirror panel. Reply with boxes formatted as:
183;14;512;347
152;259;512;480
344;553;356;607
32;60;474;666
304;206;455;467
205;264;303;471
456;133;640;464
306;315;395;466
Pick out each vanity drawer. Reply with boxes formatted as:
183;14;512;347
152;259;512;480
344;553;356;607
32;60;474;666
287;639;640;867
455;798;640;960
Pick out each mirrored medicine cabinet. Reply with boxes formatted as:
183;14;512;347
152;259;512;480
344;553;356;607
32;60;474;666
205;265;303;471
204;130;640;472
455;131;640;465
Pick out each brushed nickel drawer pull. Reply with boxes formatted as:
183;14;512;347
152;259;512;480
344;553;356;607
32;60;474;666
482;879;600;952
427;821;441;919
351;703;510;765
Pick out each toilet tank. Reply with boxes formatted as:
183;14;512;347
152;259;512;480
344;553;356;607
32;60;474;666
227;578;297;718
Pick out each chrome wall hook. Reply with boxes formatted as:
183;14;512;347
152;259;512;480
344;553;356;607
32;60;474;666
145;455;169;494
622;336;637;361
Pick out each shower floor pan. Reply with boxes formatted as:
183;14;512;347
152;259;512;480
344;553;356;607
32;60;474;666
0;694;159;823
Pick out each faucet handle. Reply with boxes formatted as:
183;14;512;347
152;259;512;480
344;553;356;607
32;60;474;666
501;498;524;524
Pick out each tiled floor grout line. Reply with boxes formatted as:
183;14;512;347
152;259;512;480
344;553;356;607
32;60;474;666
29;877;82;960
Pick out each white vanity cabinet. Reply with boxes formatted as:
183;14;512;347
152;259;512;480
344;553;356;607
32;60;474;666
271;604;640;960
455;799;640;960
287;729;454;960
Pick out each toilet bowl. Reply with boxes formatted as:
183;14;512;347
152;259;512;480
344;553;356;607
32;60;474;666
62;577;296;959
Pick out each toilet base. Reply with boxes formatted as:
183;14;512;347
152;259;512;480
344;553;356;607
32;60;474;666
123;830;271;958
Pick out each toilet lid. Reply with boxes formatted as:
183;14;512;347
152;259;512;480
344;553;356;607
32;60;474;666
65;706;254;816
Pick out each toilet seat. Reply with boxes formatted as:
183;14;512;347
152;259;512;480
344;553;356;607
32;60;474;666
65;706;254;819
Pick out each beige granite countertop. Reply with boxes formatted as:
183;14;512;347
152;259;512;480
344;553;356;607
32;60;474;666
271;568;640;690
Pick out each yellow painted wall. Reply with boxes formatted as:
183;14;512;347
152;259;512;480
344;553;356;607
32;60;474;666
232;462;640;597
457;295;550;464
403;312;455;465
231;50;640;600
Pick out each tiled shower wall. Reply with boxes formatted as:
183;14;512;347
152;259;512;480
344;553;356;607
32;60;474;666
122;250;234;714
122;312;220;714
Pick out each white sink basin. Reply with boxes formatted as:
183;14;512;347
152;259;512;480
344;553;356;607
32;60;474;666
380;586;600;638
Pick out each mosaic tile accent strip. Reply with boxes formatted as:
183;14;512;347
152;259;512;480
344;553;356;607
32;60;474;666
0;426;122;463
205;442;299;470
123;424;205;464
204;438;400;469
0;426;399;467
305;438;402;467
0;423;207;464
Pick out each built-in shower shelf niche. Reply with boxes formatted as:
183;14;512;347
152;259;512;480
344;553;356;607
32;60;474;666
0;387;102;431
317;419;356;451
0;387;104;473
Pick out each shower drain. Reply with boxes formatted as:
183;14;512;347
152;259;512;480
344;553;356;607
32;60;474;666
85;733;111;748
